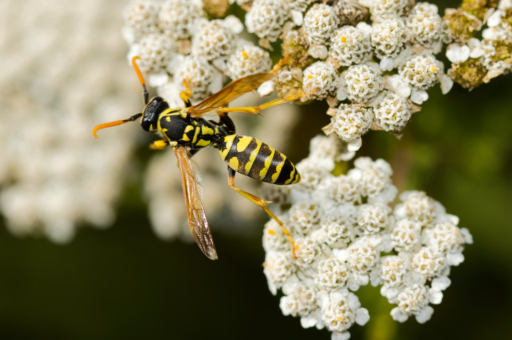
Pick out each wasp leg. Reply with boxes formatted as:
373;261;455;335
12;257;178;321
217;112;236;134
150;139;169;150
216;94;302;115
227;167;297;258
180;80;193;108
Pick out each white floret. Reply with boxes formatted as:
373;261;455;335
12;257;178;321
295;159;329;190
391;219;422;252
281;283;318;317
322;293;356;334
158;0;202;40
372;0;408;20
315;257;350;290
246;0;290;42
174;55;214;101
319;210;355;247
289;202;321;236
303;62;339;99
406;3;443;47
353;157;393;198
392;284;433;323
290;0;317;12
424;222;465;254
355;204;392;236
325;175;361;204
330;26;372;66
373;92;411;131
226;46;273;80
263;219;292;252
192;19;236;61
412;247;445;278
395;191;436;226
264;251;296;294
138;34;176;73
331;105;373;142
380;255;408;288
399;54;440;90
347;239;380;273
295;238;323;268
123;1;160;39
344;64;384;103
371;19;409;58
304;4;340;45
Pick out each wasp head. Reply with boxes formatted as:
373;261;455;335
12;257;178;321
141;96;169;132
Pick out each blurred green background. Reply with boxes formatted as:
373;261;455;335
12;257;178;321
1;0;511;339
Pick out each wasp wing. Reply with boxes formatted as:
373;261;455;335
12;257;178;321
174;145;218;260
188;72;276;118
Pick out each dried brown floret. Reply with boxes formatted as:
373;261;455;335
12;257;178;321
460;0;498;21
448;58;487;90
443;8;482;43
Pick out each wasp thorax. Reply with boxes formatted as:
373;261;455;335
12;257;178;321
142;96;169;132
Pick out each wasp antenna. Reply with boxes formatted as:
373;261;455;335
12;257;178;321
92;113;142;138
132;56;149;105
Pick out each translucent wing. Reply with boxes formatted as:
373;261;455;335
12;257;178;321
174;145;218;260
188;72;276;118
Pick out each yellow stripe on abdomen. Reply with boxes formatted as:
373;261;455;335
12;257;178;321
244;139;262;175
219;135;236;160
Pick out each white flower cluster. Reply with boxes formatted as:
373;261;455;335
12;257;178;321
122;0;270;107
0;0;138;243
241;1;457;153
262;136;472;339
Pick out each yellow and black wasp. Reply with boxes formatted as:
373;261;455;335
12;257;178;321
93;56;301;260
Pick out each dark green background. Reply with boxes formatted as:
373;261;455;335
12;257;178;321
1;1;511;339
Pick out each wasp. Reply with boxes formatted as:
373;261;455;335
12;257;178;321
93;56;301;260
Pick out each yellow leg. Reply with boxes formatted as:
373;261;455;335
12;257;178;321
149;139;169;150
227;167;297;258
216;94;302;115
180;80;192;107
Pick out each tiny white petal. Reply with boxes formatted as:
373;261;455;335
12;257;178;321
148;72;169;88
347;138;362;152
291;10;304;26
348;293;361;309
387;75;411;98
212;58;227;72
308;44;328;59
223;15;244;34
446;252;465;266
356;22;372;34
461;228;473;244
257;80;275;97
415;306;434;324
166;54;185;74
446;44;470;63
332;331;351;340
432;276;451;291
429;290;443;304
411;90;429;105
301;315;317;328
391;307;409;323
380;57;396;71
487;10;503;27
355;308;370;325
337;86;348;101
440;74;454;95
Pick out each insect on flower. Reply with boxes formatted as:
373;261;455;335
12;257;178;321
93;56;302;260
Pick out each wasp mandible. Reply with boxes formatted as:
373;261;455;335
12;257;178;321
93;56;301;260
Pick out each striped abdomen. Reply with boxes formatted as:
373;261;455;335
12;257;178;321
219;135;300;185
